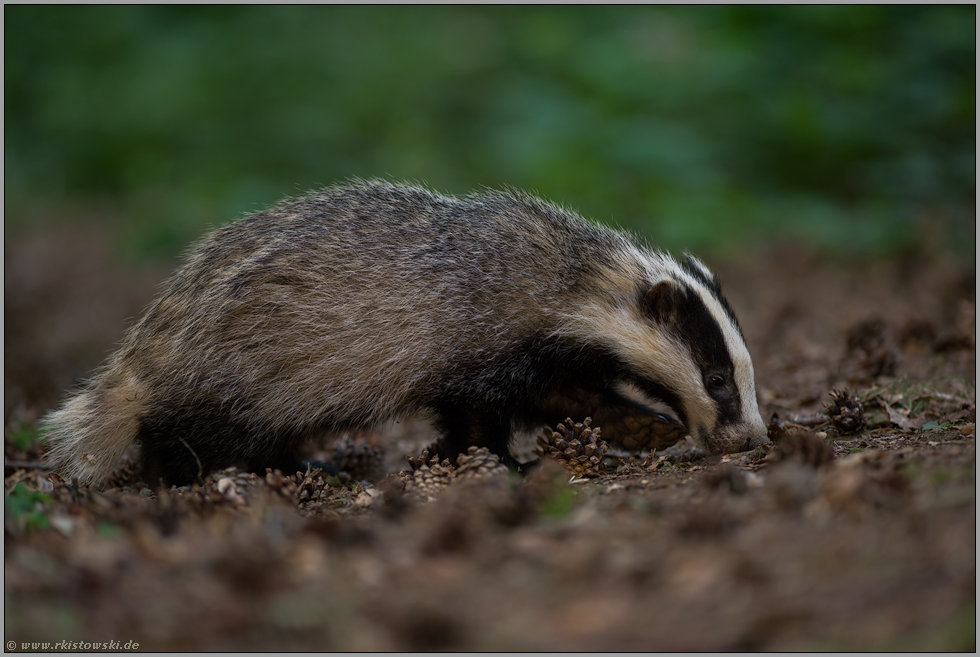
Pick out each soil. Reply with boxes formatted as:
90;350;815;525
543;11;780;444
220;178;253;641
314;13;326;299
4;226;976;651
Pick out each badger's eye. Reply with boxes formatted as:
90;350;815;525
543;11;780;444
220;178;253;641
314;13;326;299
708;374;726;389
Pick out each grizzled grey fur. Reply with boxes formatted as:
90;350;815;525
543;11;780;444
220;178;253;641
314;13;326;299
43;180;767;486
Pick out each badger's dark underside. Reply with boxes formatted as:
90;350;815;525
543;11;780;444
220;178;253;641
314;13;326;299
137;398;303;488
136;335;690;487
137;392;687;487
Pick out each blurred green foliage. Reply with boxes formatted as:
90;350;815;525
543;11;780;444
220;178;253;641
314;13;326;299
5;6;975;259
8;421;43;452
4;483;52;533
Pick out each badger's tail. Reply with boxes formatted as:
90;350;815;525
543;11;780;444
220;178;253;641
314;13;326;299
41;373;144;486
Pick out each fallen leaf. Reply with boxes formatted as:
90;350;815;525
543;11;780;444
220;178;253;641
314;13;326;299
886;406;924;431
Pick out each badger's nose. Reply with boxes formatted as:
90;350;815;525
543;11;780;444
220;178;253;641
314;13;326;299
748;431;771;451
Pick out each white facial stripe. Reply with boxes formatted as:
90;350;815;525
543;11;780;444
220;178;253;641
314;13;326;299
670;264;764;435
613;381;680;418
562;301;718;433
683;255;714;282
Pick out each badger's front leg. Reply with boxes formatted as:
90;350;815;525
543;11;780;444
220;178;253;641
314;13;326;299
431;403;519;468
532;387;688;453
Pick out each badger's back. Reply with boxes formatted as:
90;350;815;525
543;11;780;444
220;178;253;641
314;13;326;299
43;181;651;484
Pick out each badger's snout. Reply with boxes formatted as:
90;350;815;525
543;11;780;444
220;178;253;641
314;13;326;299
699;417;769;454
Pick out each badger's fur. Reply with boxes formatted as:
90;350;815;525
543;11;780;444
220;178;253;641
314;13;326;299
42;180;768;486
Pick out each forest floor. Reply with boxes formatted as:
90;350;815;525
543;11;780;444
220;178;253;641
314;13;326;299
4;225;976;651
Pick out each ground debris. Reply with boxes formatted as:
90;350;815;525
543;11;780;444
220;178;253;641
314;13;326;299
330;433;387;483
646;437;708;468
4;248;975;651
768;431;834;468
700;463;750;495
842;316;900;380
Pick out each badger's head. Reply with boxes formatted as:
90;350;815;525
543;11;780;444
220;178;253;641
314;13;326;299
586;253;768;454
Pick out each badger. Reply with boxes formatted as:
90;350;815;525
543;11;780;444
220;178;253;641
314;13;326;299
42;180;768;487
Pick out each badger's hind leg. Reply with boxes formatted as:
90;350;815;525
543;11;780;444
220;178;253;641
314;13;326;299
41;377;143;486
136;402;306;487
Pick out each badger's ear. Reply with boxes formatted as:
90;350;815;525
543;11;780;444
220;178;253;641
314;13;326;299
640;279;684;323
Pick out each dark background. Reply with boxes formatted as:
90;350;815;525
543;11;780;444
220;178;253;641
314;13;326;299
6;5;975;263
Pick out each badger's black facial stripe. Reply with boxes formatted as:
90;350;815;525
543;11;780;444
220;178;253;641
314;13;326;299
668;282;742;427
628;378;688;428
679;255;744;341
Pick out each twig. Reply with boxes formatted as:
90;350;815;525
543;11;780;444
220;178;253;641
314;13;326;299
791;413;831;428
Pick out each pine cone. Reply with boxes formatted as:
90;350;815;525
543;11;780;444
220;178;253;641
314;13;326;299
264;468;299;496
825;388;866;436
331;434;386;482
456;446;508;480
535;417;608;477
399;451;455;500
405;449;452;473
293;467;332;509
